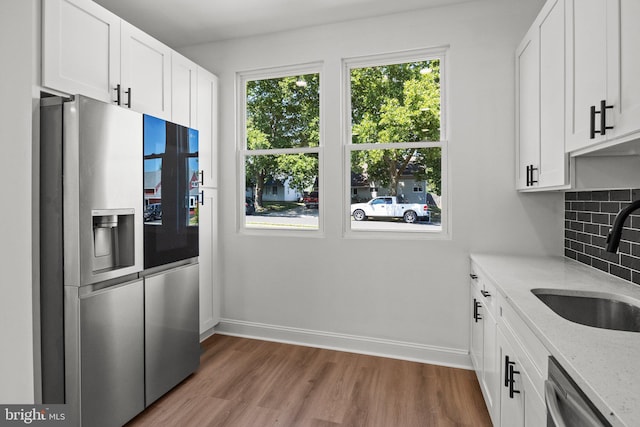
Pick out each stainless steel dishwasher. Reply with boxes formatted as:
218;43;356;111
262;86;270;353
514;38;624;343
545;357;611;427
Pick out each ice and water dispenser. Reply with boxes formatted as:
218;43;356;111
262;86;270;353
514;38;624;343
91;209;136;273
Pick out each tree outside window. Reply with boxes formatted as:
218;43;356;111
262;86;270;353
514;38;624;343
241;69;321;231
347;51;446;233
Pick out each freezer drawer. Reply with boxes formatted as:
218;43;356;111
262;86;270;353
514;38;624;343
145;263;200;405
80;279;145;427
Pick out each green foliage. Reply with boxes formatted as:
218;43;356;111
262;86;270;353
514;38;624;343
245;74;320;206
351;60;442;195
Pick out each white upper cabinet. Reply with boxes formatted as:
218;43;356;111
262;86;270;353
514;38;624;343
171;52;198;128
565;0;609;152
566;0;640;154
609;0;640;141
197;67;219;189
42;0;121;103
516;29;539;190
516;0;568;190
120;22;172;120
43;0;172;120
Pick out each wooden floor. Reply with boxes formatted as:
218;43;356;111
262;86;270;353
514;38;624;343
127;335;491;427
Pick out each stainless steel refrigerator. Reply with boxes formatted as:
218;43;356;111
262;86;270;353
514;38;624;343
40;95;199;427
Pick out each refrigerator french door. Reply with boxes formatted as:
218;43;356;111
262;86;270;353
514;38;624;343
143;114;199;268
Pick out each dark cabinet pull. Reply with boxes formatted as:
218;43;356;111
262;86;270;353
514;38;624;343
529;164;538;185
199;170;204;185
505;355;515;386
509;364;521;398
590;100;614;139
125;87;132;108
114;84;121;105
473;299;482;322
525;164;538;187
590;105;597;139
481;290;491;297
199;190;205;206
469;274;478;280
600;99;614;136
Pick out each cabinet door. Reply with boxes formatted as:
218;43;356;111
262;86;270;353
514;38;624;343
42;0;120;103
538;0;568;187
197;67;219;188
498;329;525;427
199;188;219;333
470;287;484;372
516;29;539;190
171;52;197;128
121;21;172;119
609;0;640;139
565;0;608;152
483;311;500;425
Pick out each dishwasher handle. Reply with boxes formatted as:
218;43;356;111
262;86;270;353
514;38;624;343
545;380;567;427
545;380;604;427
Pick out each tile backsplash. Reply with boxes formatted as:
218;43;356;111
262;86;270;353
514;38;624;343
565;189;640;285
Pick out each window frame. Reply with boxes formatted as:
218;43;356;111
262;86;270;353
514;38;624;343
342;47;450;239
236;62;324;236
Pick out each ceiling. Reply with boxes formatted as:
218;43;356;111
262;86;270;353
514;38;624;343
93;0;481;48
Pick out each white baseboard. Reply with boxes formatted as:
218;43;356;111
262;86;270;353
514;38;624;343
214;318;472;370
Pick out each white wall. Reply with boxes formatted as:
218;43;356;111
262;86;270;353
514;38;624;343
181;0;563;366
0;0;38;403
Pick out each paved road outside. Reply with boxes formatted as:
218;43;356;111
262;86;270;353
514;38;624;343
245;206;441;231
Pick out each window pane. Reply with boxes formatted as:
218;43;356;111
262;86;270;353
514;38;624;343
246;74;320;149
245;153;319;230
351;60;440;143
350;147;441;231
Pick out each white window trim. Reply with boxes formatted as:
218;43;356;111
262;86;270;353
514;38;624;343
236;62;325;237
342;47;451;240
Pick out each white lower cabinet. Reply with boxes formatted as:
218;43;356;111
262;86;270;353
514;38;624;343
469;265;500;425
199;188;219;333
497;328;546;427
471;261;548;427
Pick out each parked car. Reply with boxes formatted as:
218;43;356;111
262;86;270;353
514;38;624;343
350;196;429;223
245;198;255;215
302;191;319;209
144;203;162;222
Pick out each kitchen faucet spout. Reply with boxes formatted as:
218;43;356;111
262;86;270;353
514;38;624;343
606;199;640;253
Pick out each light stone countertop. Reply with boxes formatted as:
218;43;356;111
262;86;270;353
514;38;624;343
470;253;640;427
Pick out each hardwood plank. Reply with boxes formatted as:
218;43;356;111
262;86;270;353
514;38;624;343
126;335;492;427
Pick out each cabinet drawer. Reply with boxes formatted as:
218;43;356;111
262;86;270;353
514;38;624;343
470;261;498;318
499;298;549;400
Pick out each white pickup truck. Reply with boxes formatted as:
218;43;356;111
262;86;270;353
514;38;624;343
350;196;430;224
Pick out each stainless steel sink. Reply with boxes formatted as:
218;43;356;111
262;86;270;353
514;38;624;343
531;288;640;332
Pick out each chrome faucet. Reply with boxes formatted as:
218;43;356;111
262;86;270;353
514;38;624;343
605;199;640;253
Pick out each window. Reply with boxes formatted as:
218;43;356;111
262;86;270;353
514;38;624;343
344;49;447;235
238;64;322;231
